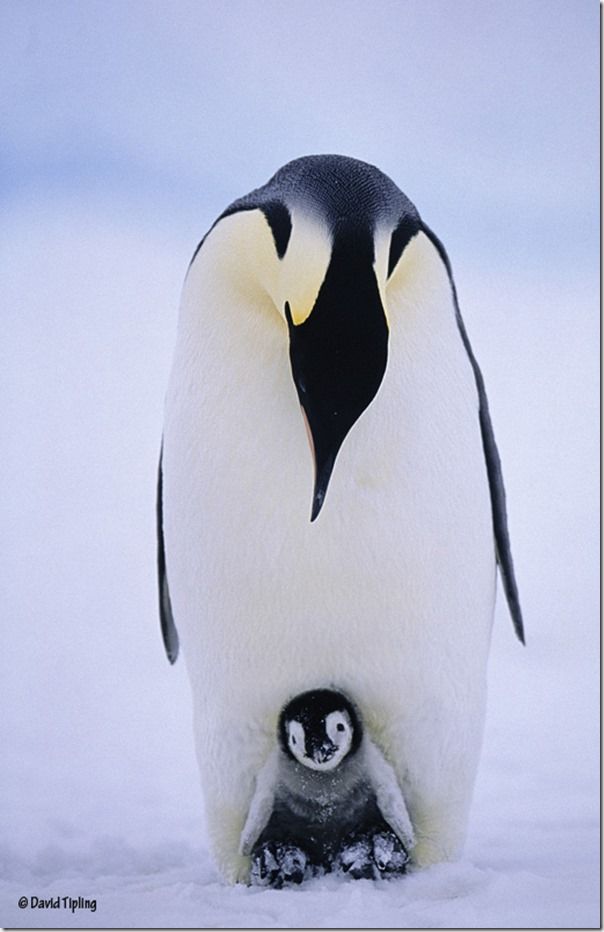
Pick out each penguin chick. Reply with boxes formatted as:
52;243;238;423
240;689;414;886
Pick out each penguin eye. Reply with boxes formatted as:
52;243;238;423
336;723;345;732
291;735;296;745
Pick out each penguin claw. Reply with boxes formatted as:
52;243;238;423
250;841;308;888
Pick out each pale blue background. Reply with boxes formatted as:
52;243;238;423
3;0;598;271
1;2;599;927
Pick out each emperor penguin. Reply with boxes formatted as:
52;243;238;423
157;154;524;884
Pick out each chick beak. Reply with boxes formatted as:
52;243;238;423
313;742;336;764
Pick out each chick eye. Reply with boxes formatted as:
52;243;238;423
291;735;297;745
336;723;345;732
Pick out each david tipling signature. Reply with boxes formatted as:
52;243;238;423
18;895;97;913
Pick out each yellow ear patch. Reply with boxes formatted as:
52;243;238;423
288;303;314;327
386;231;445;299
278;210;332;326
201;209;279;303
384;231;453;340
199;207;332;326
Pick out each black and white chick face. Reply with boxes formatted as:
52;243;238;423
279;689;362;773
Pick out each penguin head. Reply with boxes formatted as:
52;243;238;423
278;687;362;772
205;156;421;520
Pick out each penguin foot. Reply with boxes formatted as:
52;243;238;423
250;841;308;888
335;828;408;880
371;829;409;876
334;833;375;879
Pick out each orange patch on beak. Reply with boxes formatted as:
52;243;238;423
300;405;317;479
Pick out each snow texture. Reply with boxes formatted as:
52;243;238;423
1;1;599;928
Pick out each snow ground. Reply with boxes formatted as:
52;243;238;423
1;176;599;929
1;641;600;929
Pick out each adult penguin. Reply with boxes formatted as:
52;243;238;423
157;155;524;883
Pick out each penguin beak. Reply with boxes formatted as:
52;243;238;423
299;405;339;522
315;744;336;764
309;741;337;765
285;233;388;521
308;422;340;523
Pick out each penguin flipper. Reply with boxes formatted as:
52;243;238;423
475;382;525;644
240;748;279;856
457;332;525;644
157;446;179;663
364;739;415;851
421;224;525;644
